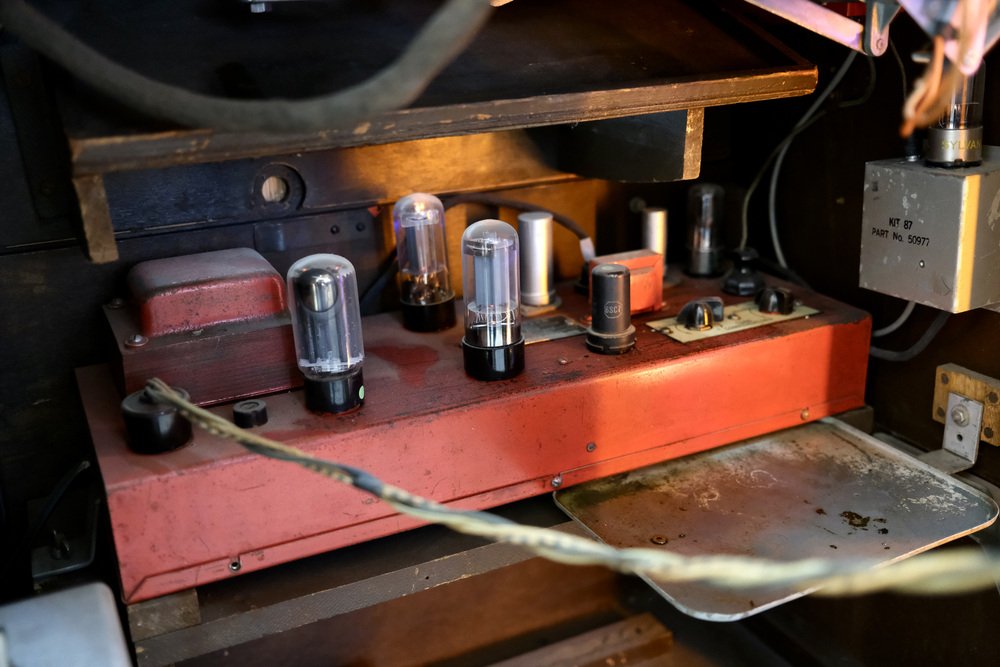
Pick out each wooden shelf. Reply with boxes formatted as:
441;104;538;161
52;0;817;174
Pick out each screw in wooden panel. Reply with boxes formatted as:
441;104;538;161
988;392;998;404
936;407;946;418
984;427;995;439
941;373;950;385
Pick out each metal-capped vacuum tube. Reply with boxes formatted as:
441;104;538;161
287;254;365;414
393;193;456;332
461;219;525;381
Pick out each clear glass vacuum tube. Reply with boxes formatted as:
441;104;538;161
686;183;724;276
927;63;986;166
393;193;456;331
461;219;525;381
286;254;365;414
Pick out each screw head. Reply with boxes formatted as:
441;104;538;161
586;442;597;452
950;405;970;427
330;225;340;235
229;560;242;572
800;408;810;421
988;392;998;404
551;475;563;488
984;427;995;439
125;334;148;348
941;373;950;385
650;535;668;545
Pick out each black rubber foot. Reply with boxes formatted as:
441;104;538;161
462;338;525;381
121;388;193;454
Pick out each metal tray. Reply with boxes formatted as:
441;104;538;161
554;419;998;621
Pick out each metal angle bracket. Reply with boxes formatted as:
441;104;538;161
921;392;985;474
865;1;902;56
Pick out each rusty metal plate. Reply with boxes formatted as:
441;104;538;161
554;419;998;621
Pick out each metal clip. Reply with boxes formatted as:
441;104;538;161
921;392;984;474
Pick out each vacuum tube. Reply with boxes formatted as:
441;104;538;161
461;219;525;381
393;193;456;331
686;183;724;276
926;63;985;167
286;254;365;414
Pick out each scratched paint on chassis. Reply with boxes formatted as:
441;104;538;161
81;285;870;603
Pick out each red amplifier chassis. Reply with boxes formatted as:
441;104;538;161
81;278;870;603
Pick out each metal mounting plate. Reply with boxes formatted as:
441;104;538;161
554;419;998;621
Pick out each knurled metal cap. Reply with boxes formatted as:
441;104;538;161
233;399;269;428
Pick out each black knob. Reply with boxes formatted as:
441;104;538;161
757;287;794;315
121;388;192;454
233;399;269;428
586;263;635;354
723;247;765;296
677;297;724;331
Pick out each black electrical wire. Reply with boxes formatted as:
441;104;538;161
24;460;91;546
442;193;591;240
0;0;495;132
869;310;951;362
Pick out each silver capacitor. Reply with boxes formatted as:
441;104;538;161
518;211;555;307
641;207;667;265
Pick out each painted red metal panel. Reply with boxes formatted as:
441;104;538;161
81;279;870;603
126;248;286;337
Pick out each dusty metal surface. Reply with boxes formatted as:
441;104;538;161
83;278;870;603
555;419;998;621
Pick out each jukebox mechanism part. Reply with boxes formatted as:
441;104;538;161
287;254;365;414
586;263;636;355
393;193;457;332
461;219;525;381
686;183;724;277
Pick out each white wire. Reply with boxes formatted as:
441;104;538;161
872;301;917;338
767;51;858;268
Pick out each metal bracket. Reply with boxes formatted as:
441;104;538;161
743;0;901;55
921;392;984;474
864;1;902;56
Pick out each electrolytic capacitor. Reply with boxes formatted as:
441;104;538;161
641;207;667;267
586;263;635;355
518;211;556;307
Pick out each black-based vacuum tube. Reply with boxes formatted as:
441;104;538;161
461;219;525;381
393;193;456;331
287;254;365;414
